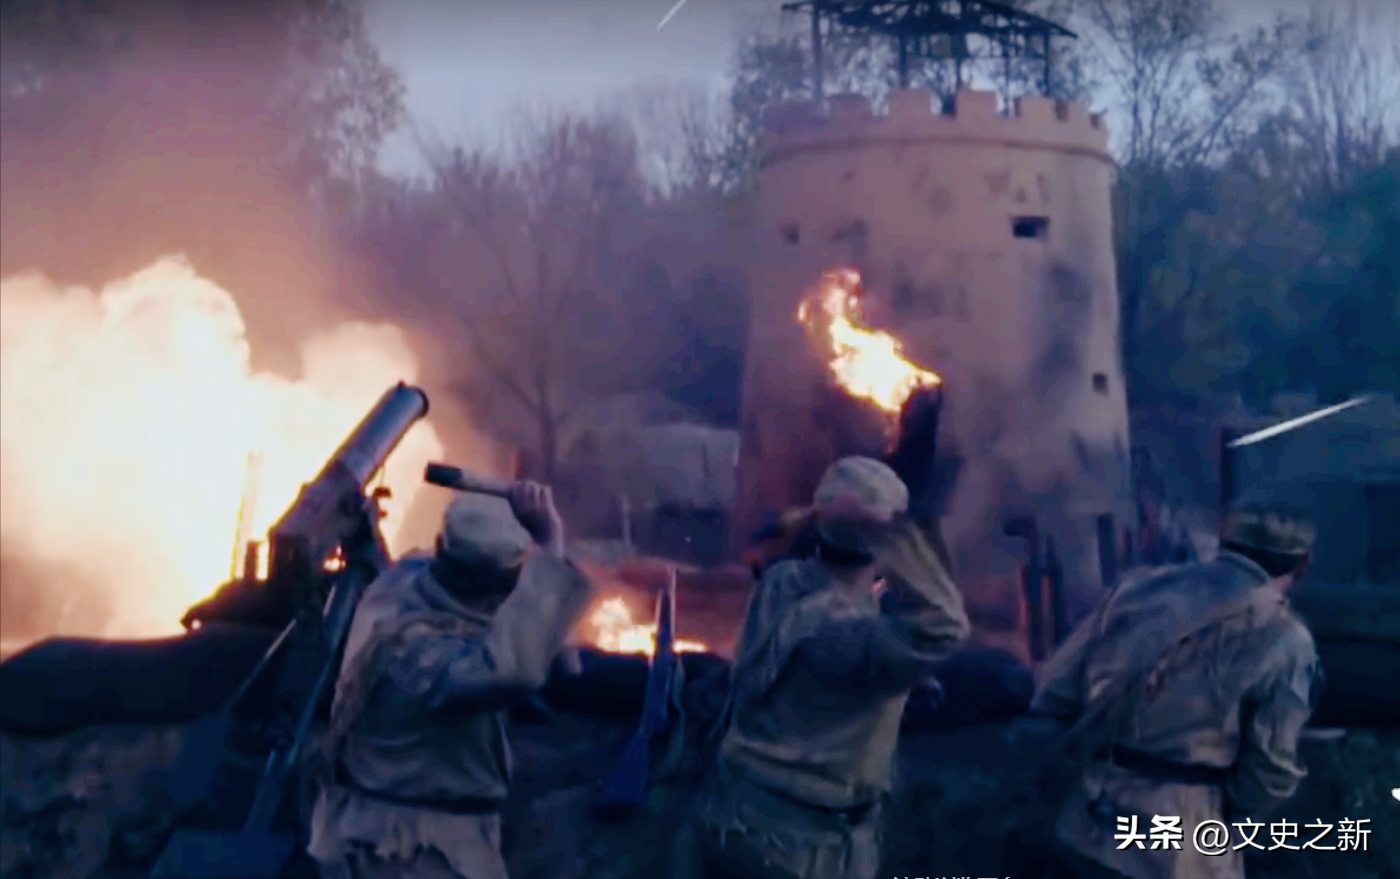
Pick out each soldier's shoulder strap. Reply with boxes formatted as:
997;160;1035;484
1061;576;1285;756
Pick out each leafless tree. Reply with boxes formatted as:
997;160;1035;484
604;81;738;200
1064;0;1306;398
1073;0;1303;167
1277;0;1400;198
421;109;653;480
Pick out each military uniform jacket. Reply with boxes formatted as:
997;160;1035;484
307;550;593;879
705;519;970;835
1033;551;1319;879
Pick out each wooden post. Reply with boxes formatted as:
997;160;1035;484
1219;425;1243;524
242;541;261;583
1043;31;1053;95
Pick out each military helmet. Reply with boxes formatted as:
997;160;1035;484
811;456;909;557
1220;504;1316;557
438;492;533;571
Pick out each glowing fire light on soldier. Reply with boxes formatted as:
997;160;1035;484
796;268;941;413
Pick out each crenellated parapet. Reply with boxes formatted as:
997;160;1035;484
760;88;1110;166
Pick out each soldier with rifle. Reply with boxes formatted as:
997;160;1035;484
675;437;971;878
1028;501;1321;879
308;479;595;879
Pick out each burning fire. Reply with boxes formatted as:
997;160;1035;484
0;257;444;642
797;268;940;413
586;596;707;656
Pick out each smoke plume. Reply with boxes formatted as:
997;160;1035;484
0;256;444;645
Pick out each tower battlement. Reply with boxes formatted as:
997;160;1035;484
761;89;1109;163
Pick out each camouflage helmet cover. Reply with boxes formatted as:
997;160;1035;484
812;456;909;555
1220;504;1316;557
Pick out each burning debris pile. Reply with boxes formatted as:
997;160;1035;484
583;595;707;656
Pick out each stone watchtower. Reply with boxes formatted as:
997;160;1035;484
735;87;1132;632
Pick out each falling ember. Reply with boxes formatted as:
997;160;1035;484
797;268;941;414
587;596;707;656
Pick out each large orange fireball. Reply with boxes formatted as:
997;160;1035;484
797;268;941;414
0;256;445;643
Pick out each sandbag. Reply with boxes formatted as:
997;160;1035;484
0;624;278;735
539;649;732;719
540;647;1035;732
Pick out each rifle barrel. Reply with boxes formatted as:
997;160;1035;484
638;576;677;724
595;570;680;813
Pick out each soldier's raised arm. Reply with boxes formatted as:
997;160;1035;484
375;483;594;714
1225;620;1318;818
787;608;946;697
876;516;971;656
771;527;967;699
791;459;970;696
394;553;594;711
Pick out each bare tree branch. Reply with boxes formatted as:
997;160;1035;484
412;107;653;478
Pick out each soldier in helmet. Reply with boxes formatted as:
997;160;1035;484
308;482;594;879
1030;502;1321;879
679;456;971;879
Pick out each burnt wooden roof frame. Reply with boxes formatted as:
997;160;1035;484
780;0;1077;100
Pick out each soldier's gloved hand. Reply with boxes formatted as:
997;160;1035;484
509;480;566;557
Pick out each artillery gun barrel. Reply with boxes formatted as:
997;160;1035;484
268;382;430;614
149;383;435;879
270;381;429;549
319;383;431;488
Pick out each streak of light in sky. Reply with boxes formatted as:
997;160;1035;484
658;0;695;31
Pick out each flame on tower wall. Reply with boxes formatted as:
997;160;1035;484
736;88;1132;620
